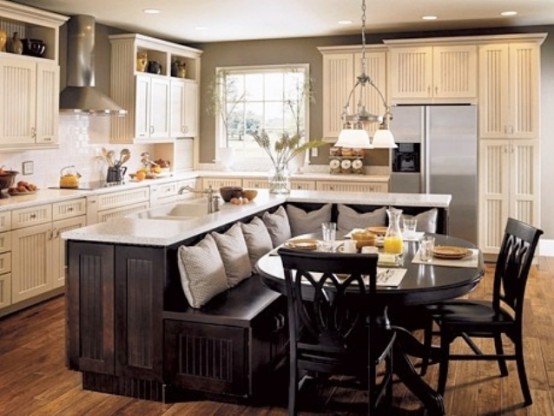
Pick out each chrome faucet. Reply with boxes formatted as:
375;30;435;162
178;185;220;213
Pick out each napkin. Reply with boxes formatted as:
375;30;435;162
402;231;424;242
374;268;407;287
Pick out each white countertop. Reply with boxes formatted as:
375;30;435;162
62;189;451;247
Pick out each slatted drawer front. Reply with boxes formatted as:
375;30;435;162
53;198;86;221
0;252;11;275
0;211;11;232
0;232;11;253
97;202;150;223
96;187;150;211
316;181;388;193
152;182;178;204
11;204;52;229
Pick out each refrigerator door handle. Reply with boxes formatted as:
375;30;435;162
422;107;430;193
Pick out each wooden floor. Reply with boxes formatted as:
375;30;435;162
1;259;553;415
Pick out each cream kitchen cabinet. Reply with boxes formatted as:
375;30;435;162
0;59;59;148
479;140;539;254
200;177;242;190
150;180;180;207
11;198;86;303
0;1;66;150
0;211;11;310
319;46;387;139
386;44;477;102
242;178;269;189
478;38;544;139
135;74;171;141
110;33;202;144
86;186;150;224
170;78;198;138
316;180;388;193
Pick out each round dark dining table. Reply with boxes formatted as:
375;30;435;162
256;233;485;415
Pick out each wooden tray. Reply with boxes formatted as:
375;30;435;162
432;245;470;260
284;238;318;251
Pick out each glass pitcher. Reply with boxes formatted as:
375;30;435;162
384;207;404;255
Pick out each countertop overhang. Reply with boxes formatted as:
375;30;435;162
61;189;451;247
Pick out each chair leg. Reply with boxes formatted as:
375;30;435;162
493;333;508;376
515;340;533;406
420;317;433;376
289;360;298;416
437;330;451;396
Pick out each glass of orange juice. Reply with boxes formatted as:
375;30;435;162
383;235;404;254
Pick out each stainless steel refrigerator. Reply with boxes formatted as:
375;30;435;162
389;105;478;243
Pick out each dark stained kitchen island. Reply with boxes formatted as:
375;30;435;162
62;189;451;403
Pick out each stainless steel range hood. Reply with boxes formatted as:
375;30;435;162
60;15;126;116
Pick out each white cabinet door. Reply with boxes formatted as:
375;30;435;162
53;215;86;289
134;75;170;141
36;62;59;144
479;140;539;253
478;42;540;139
389;45;476;101
170;78;186;137
321;52;355;138
11;222;53;303
135;75;151;139
183;80;198;137
0;58;37;145
150;77;171;139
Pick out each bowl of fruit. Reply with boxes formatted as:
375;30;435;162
8;180;38;196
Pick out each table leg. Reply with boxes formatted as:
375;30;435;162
392;328;445;415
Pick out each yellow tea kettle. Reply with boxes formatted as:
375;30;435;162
59;165;81;189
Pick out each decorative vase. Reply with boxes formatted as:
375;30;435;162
0;30;7;52
136;51;148;72
10;32;23;54
268;163;291;194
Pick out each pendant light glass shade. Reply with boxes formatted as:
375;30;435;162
372;127;397;148
335;128;373;149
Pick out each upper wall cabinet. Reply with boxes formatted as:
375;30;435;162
478;36;545;140
0;0;67;150
318;45;387;140
384;41;477;103
109;34;202;144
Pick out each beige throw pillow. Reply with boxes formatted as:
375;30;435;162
402;208;439;233
177;234;229;308
286;203;332;236
241;216;274;269
337;204;387;233
262;205;292;247
212;223;252;288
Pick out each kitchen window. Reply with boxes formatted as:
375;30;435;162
213;64;311;169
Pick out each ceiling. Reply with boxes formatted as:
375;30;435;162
13;0;554;43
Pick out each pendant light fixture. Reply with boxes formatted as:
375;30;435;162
335;0;396;149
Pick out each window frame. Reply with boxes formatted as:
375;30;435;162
213;63;311;169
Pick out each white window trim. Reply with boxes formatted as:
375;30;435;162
214;63;311;171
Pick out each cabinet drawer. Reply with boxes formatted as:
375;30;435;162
0;273;11;310
316;181;388;193
0;211;11;232
0;232;11;253
11;204;52;229
0;252;11;275
97;201;150;223
95;187;150;211
242;178;268;189
290;180;316;190
151;182;178;205
53;198;86;221
201;178;242;189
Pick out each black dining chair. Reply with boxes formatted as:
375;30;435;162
425;217;543;405
278;248;396;415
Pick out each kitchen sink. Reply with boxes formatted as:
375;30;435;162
134;199;209;220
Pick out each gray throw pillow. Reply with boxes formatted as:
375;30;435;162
241;216;274;269
337;204;387;233
177;234;229;309
262;205;292;247
286;204;332;237
211;222;252;288
403;208;438;233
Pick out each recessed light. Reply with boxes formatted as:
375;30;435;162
142;8;161;14
338;20;353;25
195;26;208;31
422;15;438;21
501;11;518;17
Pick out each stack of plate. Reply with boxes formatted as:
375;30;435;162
432;246;470;260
